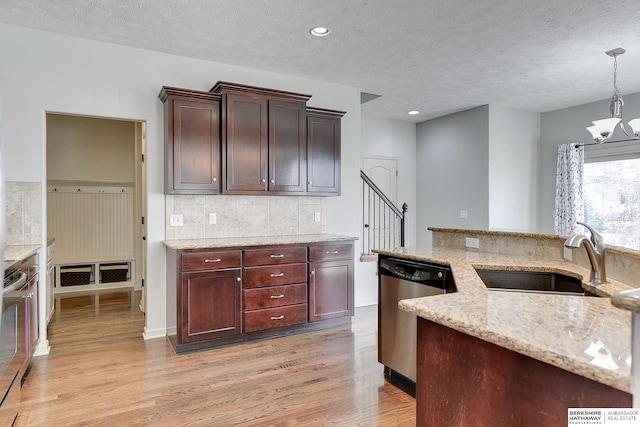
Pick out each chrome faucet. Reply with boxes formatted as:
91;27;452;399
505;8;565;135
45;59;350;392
564;221;607;285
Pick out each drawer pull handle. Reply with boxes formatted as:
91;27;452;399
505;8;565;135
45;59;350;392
326;251;339;254
271;315;285;320
270;294;285;299
204;258;222;263
270;273;285;277
270;254;285;258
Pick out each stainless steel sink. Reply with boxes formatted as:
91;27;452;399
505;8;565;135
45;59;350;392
474;268;594;296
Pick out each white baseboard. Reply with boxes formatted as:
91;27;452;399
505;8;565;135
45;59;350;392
142;326;166;340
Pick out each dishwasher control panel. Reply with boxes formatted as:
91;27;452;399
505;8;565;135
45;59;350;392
379;257;449;287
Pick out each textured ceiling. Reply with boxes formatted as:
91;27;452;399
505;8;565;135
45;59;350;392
1;0;640;122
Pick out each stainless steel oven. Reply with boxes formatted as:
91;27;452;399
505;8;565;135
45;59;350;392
0;264;25;425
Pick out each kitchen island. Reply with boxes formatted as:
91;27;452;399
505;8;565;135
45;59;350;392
373;245;633;426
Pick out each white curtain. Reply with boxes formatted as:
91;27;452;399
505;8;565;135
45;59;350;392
555;143;584;236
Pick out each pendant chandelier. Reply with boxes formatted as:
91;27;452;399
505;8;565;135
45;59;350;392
586;48;640;143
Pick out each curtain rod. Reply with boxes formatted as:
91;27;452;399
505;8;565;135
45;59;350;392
574;138;640;148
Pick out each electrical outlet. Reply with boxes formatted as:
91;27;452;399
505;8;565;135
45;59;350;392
465;237;480;249
314;212;321;223
460;210;468;219
209;213;217;225
170;214;183;227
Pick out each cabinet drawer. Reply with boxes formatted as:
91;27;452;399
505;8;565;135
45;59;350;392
244;263;307;288
244;246;307;266
309;243;353;262
244;304;307;332
182;250;242;271
244;284;307;311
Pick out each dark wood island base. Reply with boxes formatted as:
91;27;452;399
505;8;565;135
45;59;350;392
416;317;631;427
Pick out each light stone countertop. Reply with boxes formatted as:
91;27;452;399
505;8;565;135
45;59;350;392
5;244;42;262
373;246;633;393
163;234;357;250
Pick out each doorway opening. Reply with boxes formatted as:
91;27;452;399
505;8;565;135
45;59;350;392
45;113;147;316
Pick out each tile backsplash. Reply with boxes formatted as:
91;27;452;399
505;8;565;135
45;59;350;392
6;181;42;245
165;195;327;240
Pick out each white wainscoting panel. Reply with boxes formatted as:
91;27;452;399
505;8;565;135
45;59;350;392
47;184;134;262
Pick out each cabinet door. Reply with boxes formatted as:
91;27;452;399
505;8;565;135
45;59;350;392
268;100;306;192
308;260;354;322
169;98;220;194
307;112;341;195
224;93;268;193
180;269;241;343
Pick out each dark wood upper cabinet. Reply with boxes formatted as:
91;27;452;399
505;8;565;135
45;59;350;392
212;81;311;195
159;87;221;194
306;107;345;196
160;82;344;196
269;100;306;193
224;93;268;193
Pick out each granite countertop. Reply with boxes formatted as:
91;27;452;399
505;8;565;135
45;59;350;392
163;234;357;250
373;246;633;393
5;244;42;263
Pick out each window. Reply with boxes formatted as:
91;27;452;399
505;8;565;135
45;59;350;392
584;142;640;250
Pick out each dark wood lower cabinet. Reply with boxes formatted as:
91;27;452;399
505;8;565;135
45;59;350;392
180;269;241;342
308;243;354;322
416;318;632;427
168;241;354;353
309;260;353;322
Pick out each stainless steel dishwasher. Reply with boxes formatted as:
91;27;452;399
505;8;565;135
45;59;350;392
378;256;451;386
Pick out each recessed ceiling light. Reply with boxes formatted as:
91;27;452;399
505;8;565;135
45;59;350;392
408;111;419;115
310;26;331;37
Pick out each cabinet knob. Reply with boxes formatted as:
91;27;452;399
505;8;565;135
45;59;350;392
236;277;241;282
310;270;315;276
261;178;266;183
213;177;217;182
308;181;312;185
270;179;275;184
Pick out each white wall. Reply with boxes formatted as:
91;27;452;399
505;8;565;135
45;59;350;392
0;23;361;339
539;92;640;233
359;116;416;306
488;105;540;231
47;114;135;183
415;106;490;246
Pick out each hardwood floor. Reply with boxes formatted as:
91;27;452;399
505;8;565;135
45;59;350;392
16;291;415;426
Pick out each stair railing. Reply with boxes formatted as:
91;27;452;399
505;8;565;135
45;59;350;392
360;170;408;254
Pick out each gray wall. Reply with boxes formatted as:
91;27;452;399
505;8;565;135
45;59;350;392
489;105;540;231
416;106;490;246
539;92;640;233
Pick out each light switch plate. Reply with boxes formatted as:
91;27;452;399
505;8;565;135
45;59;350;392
314;212;321;223
170;214;183;227
460;210;468;219
209;213;217;225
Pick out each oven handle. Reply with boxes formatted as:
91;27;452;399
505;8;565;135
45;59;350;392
3;272;26;295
